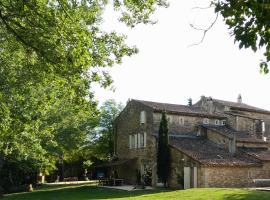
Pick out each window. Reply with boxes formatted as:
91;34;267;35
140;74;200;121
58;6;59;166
203;118;209;124
221;120;226;126
129;133;146;149
215;120;219;125
129;134;137;149
262;121;265;133
179;117;184;125
138;132;147;148
140;111;146;124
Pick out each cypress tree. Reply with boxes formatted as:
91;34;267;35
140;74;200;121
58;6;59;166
188;98;192;106
157;111;170;188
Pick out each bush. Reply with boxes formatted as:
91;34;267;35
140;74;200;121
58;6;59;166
6;185;28;194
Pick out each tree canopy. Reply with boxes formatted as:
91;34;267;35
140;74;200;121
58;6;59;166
89;99;124;160
214;0;270;73
0;0;167;191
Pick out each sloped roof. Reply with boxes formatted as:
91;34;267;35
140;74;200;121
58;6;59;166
133;99;225;118
212;98;270;114
241;148;270;161
202;125;268;144
169;136;261;167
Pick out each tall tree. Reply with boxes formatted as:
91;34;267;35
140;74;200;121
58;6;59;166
90;99;124;160
188;98;192;106
0;0;167;191
213;0;270;73
157;111;170;188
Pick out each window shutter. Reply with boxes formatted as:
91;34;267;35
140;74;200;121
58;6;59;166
144;132;147;147
138;133;141;148
129;135;132;149
140;111;146;124
135;134;138;149
262;121;266;133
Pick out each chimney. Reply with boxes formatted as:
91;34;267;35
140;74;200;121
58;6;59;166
208;96;214;114
237;94;242;103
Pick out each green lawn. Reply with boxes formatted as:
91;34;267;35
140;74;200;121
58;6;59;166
2;184;270;200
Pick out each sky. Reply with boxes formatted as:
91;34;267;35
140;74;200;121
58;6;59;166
93;0;270;110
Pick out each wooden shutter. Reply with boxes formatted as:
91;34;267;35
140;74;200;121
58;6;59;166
135;134;138;149
144;132;147;147
138;133;141;148
193;167;197;188
184;167;191;189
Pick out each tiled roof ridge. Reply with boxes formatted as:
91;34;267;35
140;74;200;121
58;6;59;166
132;99;191;108
212;98;270;113
132;99;225;118
169;137;262;167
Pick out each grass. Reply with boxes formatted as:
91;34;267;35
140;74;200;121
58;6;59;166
2;184;270;200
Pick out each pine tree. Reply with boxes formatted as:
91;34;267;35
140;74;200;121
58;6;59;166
157;111;171;188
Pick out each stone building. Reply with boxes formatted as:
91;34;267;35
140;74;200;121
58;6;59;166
113;96;270;189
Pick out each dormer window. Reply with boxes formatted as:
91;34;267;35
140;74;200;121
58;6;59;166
203;118;209;124
221;120;226;126
140;111;146;125
215;120;219;125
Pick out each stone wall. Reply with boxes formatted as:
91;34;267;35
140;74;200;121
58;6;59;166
207;129;230;149
202;163;270;187
115;100;157;185
169;147;200;189
153;113;222;135
166;147;270;189
195;96;270;139
117;159;138;184
236;111;270;139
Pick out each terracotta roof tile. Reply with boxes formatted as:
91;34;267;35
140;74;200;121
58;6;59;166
241;148;270;161
212;98;270;114
134;99;225;118
169;136;261;167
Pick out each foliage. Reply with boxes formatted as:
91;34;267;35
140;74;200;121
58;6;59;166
214;0;270;73
89;99;124;160
157;111;170;187
83;160;93;169
3;185;270;200
142;167;152;186
0;0;167;191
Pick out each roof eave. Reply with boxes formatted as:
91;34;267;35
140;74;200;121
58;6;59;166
230;107;270;115
153;109;226;119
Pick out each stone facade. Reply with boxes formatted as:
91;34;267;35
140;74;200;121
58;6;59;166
114;97;270;189
201;163;270;188
115;100;157;185
195;96;270;139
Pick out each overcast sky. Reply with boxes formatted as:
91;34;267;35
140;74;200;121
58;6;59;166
93;0;270;110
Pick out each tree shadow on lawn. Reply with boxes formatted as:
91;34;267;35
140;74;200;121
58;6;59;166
223;190;270;200
3;185;166;200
